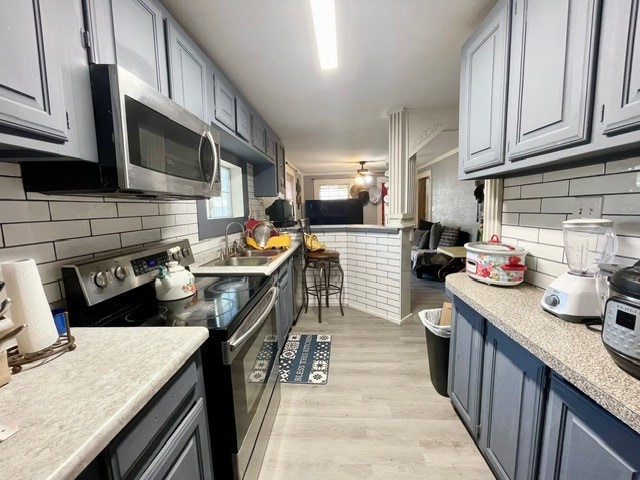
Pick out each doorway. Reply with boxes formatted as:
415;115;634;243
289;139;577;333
417;170;432;222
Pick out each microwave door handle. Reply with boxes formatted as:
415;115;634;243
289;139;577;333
227;286;279;354
201;130;218;190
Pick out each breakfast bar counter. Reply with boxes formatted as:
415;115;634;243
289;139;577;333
446;273;640;435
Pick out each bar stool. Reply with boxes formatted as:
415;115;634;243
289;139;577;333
299;218;344;323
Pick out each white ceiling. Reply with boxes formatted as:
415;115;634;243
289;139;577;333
161;0;496;175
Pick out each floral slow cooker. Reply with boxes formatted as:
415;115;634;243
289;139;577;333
464;235;528;286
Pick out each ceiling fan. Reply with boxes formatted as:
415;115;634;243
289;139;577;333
351;161;382;205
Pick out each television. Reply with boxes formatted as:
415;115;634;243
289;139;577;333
265;199;295;227
305;199;364;225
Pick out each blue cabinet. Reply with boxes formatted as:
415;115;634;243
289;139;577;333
539;374;640;480
479;323;546;480
276;257;294;349
448;299;485;437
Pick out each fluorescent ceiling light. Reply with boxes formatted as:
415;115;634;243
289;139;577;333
310;0;337;70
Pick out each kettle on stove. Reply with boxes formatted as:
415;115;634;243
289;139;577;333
155;261;196;301
598;260;640;379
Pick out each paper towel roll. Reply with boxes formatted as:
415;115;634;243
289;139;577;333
1;259;59;354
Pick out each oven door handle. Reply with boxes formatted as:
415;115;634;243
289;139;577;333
227;286;279;355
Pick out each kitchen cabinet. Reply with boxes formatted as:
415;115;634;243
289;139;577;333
276;257;294;349
448;299;485;438
479;323;546;480
459;0;510;173
252;116;267;152
539;374;640;479
166;17;208;121
266;130;277;160
276;143;286;195
600;1;640;136
214;74;236;131
110;0;169;95
0;0;98;161
235;97;251;142
506;0;600;161
79;353;213;479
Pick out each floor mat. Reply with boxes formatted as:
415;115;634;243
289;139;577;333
279;334;332;384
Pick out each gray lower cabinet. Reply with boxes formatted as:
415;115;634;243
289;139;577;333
276;258;294;349
78;353;213;480
459;0;510;173
166;18;208;121
506;0;600;160
448;299;485;438
110;0;169;95
479;323;546;480
539;374;640;479
601;0;640;136
214;75;236;131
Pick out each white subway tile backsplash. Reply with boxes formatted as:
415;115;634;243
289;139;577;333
540;197;576;214
603;216;640;236
55;234;121;259
0;201;49;223
602;194;640;215
538;229;564;246
92;217;142;235
524;270;555;289
504;174;543;187
117;203;160;217
26;192;103;202
161;225;191;239
0;243;56;265
43;282;62;304
519;213;566;229
502;213;519;225
501;225;539;242
542;163;604;181
3;220;91;246
605;156;640;174
142;215;176;229
0;163;21;176
517;240;564;262
521;180;569;198
569;171;640;196
121;229;162;247
616;236;640;259
503;199;541;213
536;258;567;278
503;186;521;200
50;201;117;220
0;176;26;200
159;203;191;215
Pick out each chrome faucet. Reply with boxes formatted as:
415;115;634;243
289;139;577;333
224;222;245;258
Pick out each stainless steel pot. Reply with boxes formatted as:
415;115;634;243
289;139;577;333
464;235;527;286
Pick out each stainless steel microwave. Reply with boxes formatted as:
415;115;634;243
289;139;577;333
22;65;221;199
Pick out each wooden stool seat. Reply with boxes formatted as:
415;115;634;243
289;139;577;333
307;249;340;261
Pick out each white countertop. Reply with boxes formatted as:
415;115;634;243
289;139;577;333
0;326;208;480
446;273;640;435
191;239;301;277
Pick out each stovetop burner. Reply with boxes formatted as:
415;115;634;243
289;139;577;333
210;278;251;293
124;305;168;325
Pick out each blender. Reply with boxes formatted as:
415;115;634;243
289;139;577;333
541;219;618;322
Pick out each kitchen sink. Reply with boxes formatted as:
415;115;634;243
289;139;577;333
239;248;284;257
214;257;270;267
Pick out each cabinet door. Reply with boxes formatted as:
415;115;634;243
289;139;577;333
448;299;485;437
0;0;67;142
506;0;600;160
167;19;207;121
112;0;169;96
276;143;286;195
601;1;640;136
235;97;251;141
266;131;277;160
539;374;640;479
139;397;213;480
459;0;510;173
276;264;292;349
252;117;266;152
479;323;546;480
214;76;236;131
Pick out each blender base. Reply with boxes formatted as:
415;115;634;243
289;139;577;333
541;273;602;322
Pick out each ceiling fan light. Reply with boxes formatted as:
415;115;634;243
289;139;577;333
364;174;373;183
355;176;364;185
310;0;338;70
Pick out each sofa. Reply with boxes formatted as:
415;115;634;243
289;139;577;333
411;220;470;281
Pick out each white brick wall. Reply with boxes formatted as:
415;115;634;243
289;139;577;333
501;156;640;289
0;162;264;304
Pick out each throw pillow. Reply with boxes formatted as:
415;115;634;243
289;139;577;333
411;229;427;248
429;223;444;250
438;226;461;247
418;230;431;249
419;219;434;231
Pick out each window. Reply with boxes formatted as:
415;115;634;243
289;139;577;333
197;154;249;239
318;184;349;200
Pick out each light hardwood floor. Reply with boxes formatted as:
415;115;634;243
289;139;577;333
259;276;494;479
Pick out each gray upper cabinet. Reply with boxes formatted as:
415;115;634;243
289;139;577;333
539;374;640;479
459;0;510;173
0;0;68;143
448;299;485;437
166;18;208;121
506;0;601;161
214;75;236;131
235;97;251;142
601;0;640;136
276;143;286;195
111;0;169;96
479;323;546;480
252;116;266;152
266;130;277;160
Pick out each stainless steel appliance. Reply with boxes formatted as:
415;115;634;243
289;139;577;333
541;219;618;322
62;239;280;479
601;261;640;380
22;65;221;199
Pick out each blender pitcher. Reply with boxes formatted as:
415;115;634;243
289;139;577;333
562;219;618;276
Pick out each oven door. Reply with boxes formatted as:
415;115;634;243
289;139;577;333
222;285;280;479
95;65;220;198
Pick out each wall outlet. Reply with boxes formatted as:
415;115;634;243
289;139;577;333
573;196;603;218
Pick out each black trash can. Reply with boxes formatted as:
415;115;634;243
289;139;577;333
419;309;451;397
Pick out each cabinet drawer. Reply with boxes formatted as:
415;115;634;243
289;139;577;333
111;359;198;478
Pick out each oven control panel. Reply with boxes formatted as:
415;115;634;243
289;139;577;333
62;239;195;306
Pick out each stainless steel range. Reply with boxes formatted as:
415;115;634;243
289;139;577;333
62;239;281;480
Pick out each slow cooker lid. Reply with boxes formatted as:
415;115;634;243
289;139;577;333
464;238;527;255
611;261;640;298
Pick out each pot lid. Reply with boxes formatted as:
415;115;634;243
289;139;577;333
464;235;527;255
562;218;613;229
610;260;640;298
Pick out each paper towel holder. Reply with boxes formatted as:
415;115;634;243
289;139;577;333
6;313;76;374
